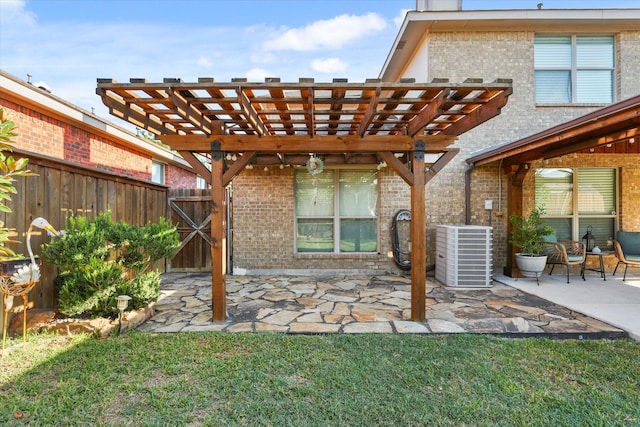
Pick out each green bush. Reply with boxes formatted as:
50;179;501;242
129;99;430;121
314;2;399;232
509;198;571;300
42;212;180;318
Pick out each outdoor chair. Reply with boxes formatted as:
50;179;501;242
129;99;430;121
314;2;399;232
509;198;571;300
612;231;640;281
541;235;586;283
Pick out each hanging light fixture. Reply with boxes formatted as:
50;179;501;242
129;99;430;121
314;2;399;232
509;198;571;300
306;154;324;175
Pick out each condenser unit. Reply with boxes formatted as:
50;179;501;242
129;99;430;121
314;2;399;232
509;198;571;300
435;225;493;287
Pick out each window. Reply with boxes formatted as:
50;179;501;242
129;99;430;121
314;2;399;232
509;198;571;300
534;35;614;104
295;169;378;253
151;161;165;184
196;176;208;189
535;168;617;249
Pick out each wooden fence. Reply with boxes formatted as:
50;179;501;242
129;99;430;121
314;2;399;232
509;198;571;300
2;151;169;311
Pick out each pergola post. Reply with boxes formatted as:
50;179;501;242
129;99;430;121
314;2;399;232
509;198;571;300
411;141;426;322
503;163;529;278
210;141;227;321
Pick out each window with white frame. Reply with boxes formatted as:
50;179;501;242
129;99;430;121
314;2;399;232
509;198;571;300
295;169;378;253
196;176;208;189
151;161;165;184
534;35;614;104
535;168;617;249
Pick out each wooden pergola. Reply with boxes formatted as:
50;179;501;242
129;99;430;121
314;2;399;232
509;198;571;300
97;77;513;322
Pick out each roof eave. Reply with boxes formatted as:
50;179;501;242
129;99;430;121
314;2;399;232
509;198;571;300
380;9;640;82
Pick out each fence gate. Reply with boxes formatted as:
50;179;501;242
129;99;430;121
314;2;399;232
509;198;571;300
167;188;233;272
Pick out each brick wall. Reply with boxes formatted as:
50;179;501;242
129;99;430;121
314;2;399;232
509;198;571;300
415;30;640;269
232;167;413;274
1;98;198;187
618;31;640;99
523;154;640;229
466;155;640;271
230;29;640;274
166;164;197;189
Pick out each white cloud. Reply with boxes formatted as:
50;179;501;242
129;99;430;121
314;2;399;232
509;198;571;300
0;0;36;29
311;57;348;74
250;51;277;64
263;13;387;51
394;9;410;27
197;56;213;68
245;67;272;82
0;3;398;114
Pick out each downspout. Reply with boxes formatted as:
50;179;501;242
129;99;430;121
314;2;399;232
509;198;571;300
465;163;474;225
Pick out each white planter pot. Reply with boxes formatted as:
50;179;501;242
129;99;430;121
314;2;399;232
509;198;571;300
515;253;547;278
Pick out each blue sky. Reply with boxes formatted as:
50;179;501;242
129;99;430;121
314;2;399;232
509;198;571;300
1;0;638;122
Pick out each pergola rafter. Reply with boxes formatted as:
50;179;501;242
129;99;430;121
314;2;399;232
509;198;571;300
97;77;513;322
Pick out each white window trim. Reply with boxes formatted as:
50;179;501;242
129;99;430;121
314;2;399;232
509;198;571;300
536;167;618;247
294;168;379;255
151;160;165;185
534;34;616;105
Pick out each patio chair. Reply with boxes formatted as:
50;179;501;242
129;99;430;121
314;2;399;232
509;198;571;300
612;231;640;281
541;235;586;283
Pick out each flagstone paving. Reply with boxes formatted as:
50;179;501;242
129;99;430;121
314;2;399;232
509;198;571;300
136;273;626;337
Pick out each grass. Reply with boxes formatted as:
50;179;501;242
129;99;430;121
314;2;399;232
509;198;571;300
1;332;639;426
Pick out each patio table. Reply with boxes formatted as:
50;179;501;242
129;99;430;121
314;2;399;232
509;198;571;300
582;251;614;280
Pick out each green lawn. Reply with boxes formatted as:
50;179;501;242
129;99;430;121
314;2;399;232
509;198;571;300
1;332;639;426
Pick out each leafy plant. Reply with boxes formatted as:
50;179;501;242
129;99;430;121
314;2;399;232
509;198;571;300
509;206;555;256
0;107;37;259
42;212;180;318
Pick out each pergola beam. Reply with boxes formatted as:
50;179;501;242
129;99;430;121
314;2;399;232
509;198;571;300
223;151;256;187
443;88;511;136
407;89;449;136
357;87;382;137
178;151;212;185
541;127;640;159
162;134;457;153
378;151;414;186
426;148;459;182
169;88;213;135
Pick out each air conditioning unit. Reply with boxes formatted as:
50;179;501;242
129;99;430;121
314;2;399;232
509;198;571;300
435;225;493;287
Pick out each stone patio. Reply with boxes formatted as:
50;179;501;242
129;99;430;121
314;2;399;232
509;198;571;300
136;273;626;338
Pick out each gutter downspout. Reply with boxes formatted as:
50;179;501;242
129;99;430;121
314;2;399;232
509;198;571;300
465;163;474;225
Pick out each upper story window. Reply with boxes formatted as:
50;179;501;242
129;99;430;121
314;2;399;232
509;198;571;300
151;161;165;184
534;35;614;104
535;168;617;250
294;169;378;254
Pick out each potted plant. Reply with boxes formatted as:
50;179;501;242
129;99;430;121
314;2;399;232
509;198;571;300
509;206;555;278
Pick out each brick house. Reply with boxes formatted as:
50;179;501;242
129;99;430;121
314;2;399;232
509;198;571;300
380;2;640;276
228;3;640;277
93;3;639;322
0;70;198;189
0;70;203;317
95;4;640;284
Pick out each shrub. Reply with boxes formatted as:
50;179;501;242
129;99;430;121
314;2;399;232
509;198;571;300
509;206;555;256
42;212;180;318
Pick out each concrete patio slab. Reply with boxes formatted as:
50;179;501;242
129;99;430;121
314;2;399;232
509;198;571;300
495;271;640;341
